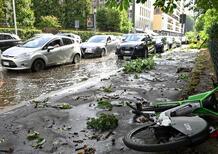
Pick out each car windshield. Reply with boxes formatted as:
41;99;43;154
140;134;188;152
88;36;107;43
22;36;52;48
124;35;144;41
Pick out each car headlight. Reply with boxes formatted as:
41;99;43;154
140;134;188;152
135;45;144;49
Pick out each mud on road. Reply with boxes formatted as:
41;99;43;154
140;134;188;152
1;48;215;154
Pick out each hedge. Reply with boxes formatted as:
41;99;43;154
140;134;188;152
0;28;123;41
60;29;122;42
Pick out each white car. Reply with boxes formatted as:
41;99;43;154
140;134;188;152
57;33;82;43
1;35;81;72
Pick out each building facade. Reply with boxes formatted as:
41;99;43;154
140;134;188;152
129;0;154;32
152;0;185;36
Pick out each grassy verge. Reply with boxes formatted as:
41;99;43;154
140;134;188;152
182;49;215;97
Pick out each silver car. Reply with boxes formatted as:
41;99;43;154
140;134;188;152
1;35;81;72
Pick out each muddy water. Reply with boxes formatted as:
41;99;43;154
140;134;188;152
0;53;122;109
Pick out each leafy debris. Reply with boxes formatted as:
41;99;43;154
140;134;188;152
97;99;113;111
87;113;118;131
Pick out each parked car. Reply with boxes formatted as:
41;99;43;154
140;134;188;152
153;36;168;53
174;37;182;47
80;35;118;58
166;36;176;49
181;36;188;44
57;33;81;43
0;33;21;52
115;33;155;59
1;35;81;72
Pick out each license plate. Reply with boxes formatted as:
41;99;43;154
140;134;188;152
3;61;9;66
123;56;131;60
124;50;131;54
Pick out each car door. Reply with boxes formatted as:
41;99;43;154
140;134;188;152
61;37;74;63
43;39;63;65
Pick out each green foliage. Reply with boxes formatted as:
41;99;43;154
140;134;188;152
0;27;122;41
120;10;132;33
97;7;121;32
56;103;72;109
0;28;41;39
208;23;218;39
102;84;113;93
97;99;113;111
185;31;198;44
62;0;91;29
32;0;63;27
194;9;218;40
106;0;218;13
87;113;118;131
38;16;61;29
27;131;46;149
27;131;40;140
179;74;189;81
16;0;35;28
96;7;132;32
195;15;204;32
60;29;122;42
123;58;155;73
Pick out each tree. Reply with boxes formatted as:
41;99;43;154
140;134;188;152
106;0;218;13
62;0;91;29
32;0;63;27
16;0;35;28
96;7;132;32
38;16;61;29
97;7;121;32
120;10;132;33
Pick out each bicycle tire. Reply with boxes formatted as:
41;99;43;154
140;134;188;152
123;123;191;152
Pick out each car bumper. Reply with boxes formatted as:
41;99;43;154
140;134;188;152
82;48;102;57
1;57;31;70
116;48;145;58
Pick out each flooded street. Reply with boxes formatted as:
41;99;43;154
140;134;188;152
0;53;122;109
1;47;212;154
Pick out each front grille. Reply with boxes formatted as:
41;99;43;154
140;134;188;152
121;47;134;51
1;60;17;68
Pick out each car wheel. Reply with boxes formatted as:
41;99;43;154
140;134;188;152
100;49;106;57
31;59;45;72
73;54;80;64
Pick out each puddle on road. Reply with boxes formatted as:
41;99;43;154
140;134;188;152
0;53;122;109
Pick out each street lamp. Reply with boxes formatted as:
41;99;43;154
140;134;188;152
94;7;97;33
12;0;17;35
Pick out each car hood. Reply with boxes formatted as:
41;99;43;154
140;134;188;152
81;42;105;48
2;46;39;56
120;41;143;47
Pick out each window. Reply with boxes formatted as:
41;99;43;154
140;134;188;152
47;39;62;48
0;34;12;40
62;38;72;45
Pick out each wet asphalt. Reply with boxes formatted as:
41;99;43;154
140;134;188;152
0;53;122;110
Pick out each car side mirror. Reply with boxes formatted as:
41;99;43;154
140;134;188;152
47;46;54;52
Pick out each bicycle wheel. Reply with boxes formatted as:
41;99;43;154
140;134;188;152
123;123;191;152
